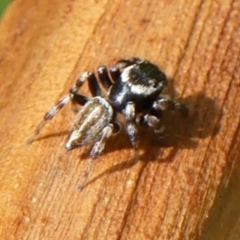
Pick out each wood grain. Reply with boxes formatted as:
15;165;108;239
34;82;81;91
0;0;240;239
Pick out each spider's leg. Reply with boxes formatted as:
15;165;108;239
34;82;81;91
109;65;121;82
86;71;102;97
27;72;93;145
70;94;90;112
124;102;140;160
148;97;188;139
139;114;166;136
26;95;72;145
97;65;113;90
152;97;188;116
78;124;114;191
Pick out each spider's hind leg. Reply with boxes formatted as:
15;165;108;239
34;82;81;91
26;95;72;145
26;72;95;145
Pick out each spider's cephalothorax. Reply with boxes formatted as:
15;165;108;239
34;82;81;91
27;57;187;190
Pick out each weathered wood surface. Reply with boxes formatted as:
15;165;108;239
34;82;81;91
0;0;240;239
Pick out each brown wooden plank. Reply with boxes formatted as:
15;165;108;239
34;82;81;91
0;0;240;239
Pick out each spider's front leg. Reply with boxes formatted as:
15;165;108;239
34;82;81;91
26;72;95;145
144;97;188;138
139;114;166;136
124;102;140;160
152;97;188;116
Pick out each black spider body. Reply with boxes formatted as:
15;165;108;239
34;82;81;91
108;60;167;112
27;57;186;190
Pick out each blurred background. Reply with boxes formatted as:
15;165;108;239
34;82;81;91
0;0;10;18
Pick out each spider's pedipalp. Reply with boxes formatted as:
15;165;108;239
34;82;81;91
152;97;188;117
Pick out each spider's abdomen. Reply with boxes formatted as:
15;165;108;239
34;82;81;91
65;97;114;150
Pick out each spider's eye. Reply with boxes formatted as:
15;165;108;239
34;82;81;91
149;79;158;88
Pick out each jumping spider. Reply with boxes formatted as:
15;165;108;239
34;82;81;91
27;57;187;189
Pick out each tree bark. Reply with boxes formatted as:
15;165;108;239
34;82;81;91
0;0;240;239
